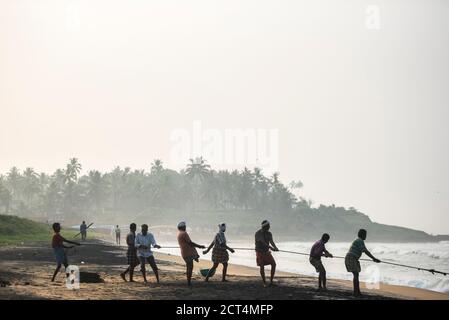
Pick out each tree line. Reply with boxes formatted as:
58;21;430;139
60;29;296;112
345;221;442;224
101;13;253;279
0;157;312;220
0;157;381;241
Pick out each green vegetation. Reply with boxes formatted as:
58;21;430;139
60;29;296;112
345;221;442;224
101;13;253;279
0;158;442;242
0;215;79;245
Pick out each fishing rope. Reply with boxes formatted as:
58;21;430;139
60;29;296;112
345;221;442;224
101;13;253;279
158;246;181;249
155;246;448;276
73;232;447;276
318;253;448;276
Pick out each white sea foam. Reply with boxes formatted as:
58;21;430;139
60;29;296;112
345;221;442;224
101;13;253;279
81;226;449;294
157;240;449;293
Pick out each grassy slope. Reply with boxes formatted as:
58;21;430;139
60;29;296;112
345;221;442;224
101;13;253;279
0;215;79;245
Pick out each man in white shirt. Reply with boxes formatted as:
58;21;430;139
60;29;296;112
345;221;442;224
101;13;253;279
135;224;161;284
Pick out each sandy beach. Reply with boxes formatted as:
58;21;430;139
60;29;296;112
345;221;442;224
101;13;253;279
0;239;448;300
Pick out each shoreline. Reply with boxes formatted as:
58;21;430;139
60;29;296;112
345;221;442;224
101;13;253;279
0;239;448;300
153;250;449;300
73;227;449;244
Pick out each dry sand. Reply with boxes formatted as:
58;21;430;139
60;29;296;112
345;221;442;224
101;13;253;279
0;239;447;300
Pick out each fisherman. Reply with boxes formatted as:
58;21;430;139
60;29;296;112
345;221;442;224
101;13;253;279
80;221;87;241
255;220;279;287
203;223;235;282
51;222;81;282
120;223;139;282
309;233;333;291
114;225;121;245
135;224;161;284
177;221;206;286
345;229;381;296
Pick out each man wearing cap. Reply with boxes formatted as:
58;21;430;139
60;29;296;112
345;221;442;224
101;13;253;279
177;221;206;286
255;220;279;286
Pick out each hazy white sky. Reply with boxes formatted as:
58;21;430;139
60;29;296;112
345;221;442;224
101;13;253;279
1;0;448;234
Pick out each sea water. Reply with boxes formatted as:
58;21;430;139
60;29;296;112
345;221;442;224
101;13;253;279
75;224;449;293
157;241;449;293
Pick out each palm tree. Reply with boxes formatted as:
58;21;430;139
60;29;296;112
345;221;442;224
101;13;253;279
238;167;254;210
150;159;164;175
108;166;123;211
43;181;62;218
0;158;307;229
38;172;49;187
185;157;211;211
271;172;280;186
87;170;108;217
185;157;211;180
289;180;303;201
62;158;82;214
64;158;82;184
22;167;39;207
252;167;269;209
7;167;21;199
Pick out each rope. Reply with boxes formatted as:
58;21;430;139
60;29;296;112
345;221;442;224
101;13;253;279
372;260;447;276
310;253;448;275
158;246;448;276
66;242;448;277
278;250;448;276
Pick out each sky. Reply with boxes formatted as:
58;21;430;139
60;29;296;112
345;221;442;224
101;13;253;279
0;0;448;234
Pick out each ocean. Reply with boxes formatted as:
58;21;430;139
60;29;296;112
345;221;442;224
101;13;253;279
157;240;449;293
78;225;449;293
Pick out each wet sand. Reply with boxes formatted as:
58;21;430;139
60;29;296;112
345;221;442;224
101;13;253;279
0;239;447;300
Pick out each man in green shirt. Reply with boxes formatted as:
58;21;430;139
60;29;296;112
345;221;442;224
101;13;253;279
345;229;381;296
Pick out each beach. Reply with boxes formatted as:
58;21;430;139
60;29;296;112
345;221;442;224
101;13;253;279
0;239;448;300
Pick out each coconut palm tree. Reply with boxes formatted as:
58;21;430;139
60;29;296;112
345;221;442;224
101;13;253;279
86;170;108;217
289;180;303;200
185;157;211;179
150;159;164;175
22;167;39;207
272;172;280;185
52;169;65;186
237;167;254;210
6;167;21;199
43;181;62;218
107;166;123;211
252;167;269;209
62;158;82;214
64;158;82;184
185;157;211;211
0;158;308;229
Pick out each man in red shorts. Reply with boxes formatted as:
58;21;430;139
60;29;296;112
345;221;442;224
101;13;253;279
255;220;279;287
